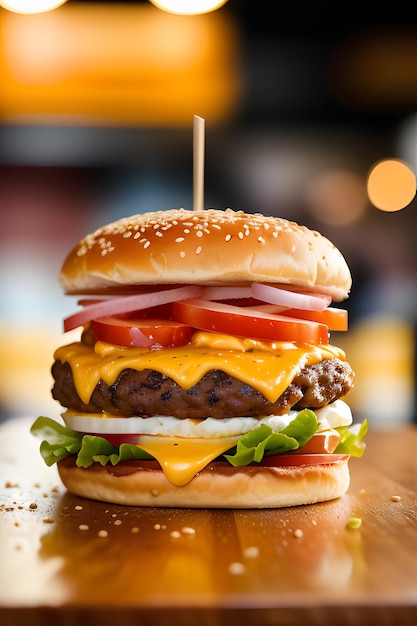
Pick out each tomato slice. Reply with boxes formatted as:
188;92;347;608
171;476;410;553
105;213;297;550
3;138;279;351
172;298;329;344
96;433;141;447
292;430;340;454
91;316;193;348
249;304;348;331
284;307;347;331
259;453;349;467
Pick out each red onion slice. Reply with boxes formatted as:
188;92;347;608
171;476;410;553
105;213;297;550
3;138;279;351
63;285;203;332
251;283;332;311
201;286;253;300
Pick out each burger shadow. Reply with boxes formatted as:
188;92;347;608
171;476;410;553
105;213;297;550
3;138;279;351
37;490;366;606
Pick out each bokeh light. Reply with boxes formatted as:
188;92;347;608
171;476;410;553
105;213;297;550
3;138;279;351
305;168;367;226
0;0;67;13
149;0;228;16
367;159;416;212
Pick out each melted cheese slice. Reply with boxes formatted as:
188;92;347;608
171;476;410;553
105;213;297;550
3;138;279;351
55;332;347;486
54;331;345;406
137;435;241;486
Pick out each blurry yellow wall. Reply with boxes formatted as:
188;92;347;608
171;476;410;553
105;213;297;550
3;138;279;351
335;315;415;425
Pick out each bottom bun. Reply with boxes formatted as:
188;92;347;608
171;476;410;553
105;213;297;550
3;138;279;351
57;457;350;509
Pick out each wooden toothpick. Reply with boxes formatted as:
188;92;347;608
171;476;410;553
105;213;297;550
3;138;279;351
193;115;205;211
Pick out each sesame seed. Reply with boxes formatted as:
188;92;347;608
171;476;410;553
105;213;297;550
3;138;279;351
391;495;402;502
151;489;159;497
293;528;303;538
175;237;185;243
196;246;202;255
79;524;89;531
131;527;139;533
225;234;232;242
181;526;196;535
98;530;108;538
196;230;203;238
144;241;151;249
180;251;186;258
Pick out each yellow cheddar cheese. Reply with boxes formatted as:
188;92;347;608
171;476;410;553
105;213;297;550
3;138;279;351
54;331;345;406
137;434;241;486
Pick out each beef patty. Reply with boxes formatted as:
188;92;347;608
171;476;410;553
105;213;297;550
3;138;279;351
51;357;354;419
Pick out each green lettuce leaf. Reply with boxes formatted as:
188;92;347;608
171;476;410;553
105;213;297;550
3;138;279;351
77;435;152;468
335;419;368;457
224;409;318;467
31;416;83;466
31;417;153;468
31;410;367;471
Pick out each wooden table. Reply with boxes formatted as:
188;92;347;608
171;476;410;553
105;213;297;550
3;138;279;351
1;416;417;625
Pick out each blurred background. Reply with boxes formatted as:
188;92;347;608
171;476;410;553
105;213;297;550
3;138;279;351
1;0;417;426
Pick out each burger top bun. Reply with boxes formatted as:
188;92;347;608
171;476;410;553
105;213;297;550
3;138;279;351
60;208;352;301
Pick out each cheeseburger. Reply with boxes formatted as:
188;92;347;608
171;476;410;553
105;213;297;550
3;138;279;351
32;208;367;508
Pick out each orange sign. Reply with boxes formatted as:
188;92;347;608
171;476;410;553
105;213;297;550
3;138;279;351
0;3;240;126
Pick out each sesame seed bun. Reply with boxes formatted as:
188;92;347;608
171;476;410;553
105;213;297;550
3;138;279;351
57;455;351;509
59;208;351;301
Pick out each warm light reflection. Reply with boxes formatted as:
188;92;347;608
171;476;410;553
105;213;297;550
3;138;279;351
0;3;239;125
367;159;416;212
150;0;228;15
0;0;67;13
305;169;367;226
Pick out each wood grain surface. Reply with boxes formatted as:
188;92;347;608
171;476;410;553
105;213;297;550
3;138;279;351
1;417;417;625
